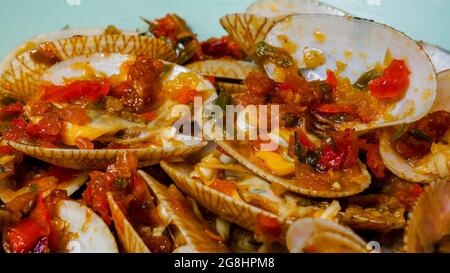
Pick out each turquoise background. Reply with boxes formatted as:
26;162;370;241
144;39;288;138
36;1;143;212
0;0;449;59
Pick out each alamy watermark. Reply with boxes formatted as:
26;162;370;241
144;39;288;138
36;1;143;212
171;97;281;151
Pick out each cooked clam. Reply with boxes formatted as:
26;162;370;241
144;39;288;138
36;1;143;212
160;159;286;233
0;33;175;102
380;70;450;182
404;180;450;253
161;146;343;233
214;139;371;198
263;14;437;131
419;42;450;73
2;34;215;168
286;218;367;253
108;170;229;253
54;200;118;253
0;169;88;204
220;14;280;61
2;196;118;253
0;27;139;83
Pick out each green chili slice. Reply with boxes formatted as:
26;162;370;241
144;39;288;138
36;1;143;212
353;68;382;90
256;41;293;68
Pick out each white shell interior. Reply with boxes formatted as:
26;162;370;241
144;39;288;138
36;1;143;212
265;15;437;131
57;200;118;253
41;53;132;85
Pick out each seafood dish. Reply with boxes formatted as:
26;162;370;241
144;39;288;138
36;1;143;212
0;0;449;253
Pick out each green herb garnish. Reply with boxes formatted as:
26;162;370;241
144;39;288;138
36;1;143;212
305;150;321;167
353;68;382;90
282;112;298;128
29;184;38;193
256;41;293;68
214;92;232;112
391;124;408;142
1;96;17;105
115;178;129;190
410;129;433;142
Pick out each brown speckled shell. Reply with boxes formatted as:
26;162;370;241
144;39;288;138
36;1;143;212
186;60;262;80
160;161;286;232
404;180;450;253
107;192;150;253
220;13;280;61
9;141;206;170
140;170;230;253
0;34;176;102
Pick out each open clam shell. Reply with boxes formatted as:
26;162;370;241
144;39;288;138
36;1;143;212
0;170;89;204
263;14;437;131
160;160;286;232
55;200;118;253
186;59;263;94
220;13;280;61
108;170;229;253
379;70;450;182
0;33;176;102
286;218;367;253
140;171;229;253
340;205;406;232
214;140;371;198
9;141;206;170
0;27;138;80
246;0;347;18
404;180;450;253
6;43;214;169
419;42;450;73
107;192;150;253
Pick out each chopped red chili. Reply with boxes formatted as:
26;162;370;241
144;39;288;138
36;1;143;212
41;80;111;103
369;59;410;99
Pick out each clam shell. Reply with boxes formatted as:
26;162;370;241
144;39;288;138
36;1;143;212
140;170;230;253
246;0;347;17
0;171;89;203
6;50;214;169
56;200;118;253
186;60;262;81
186;59;262;95
107;171;229;253
220;13;280;61
264;14;437;131
379;70;450;182
0;34;176;102
9;141;206;170
214;140;371;198
419;42;450;73
107;192;150;253
160;161;286;232
0;27;138;79
433;70;450;112
286;218;367;253
340;206;406;232
404;180;450;253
